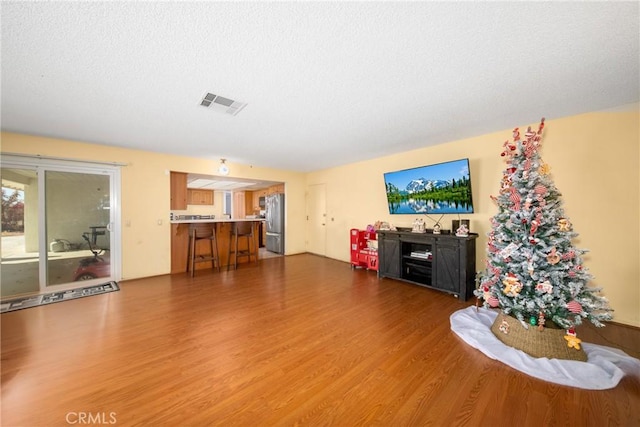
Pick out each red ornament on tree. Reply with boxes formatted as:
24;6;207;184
567;300;582;314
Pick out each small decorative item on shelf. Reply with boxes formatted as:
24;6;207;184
456;223;469;237
432;223;441;234
412;218;426;233
426;213;445;235
374;220;392;231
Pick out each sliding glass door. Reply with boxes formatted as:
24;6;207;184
1;156;120;298
45;170;112;286
1;167;40;296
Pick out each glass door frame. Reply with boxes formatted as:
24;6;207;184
1;154;122;293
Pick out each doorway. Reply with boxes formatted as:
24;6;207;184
306;183;326;256
1;155;121;298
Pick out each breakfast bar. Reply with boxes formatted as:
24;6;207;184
170;218;263;274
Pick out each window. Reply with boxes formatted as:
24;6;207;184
223;191;232;217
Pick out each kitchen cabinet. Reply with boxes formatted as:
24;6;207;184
233;192;246;218
187;189;214;205
244;191;256;215
267;184;284;195
170;172;188;210
253;189;268;211
170;220;261;274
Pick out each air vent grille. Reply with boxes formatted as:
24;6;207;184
200;92;247;116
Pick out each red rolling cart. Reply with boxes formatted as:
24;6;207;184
350;228;378;271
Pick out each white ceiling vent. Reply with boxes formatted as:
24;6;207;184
200;92;247;116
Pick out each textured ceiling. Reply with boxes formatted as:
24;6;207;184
1;2;638;173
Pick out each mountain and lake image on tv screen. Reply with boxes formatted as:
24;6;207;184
383;158;474;215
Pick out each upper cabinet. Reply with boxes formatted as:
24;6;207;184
170;172;188;210
245;191;256;215
250;184;283;210
187;189;214;205
267;184;285;195
252;189;267;211
173;173;283;211
233;192;246;218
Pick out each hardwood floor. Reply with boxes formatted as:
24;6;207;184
2;254;639;426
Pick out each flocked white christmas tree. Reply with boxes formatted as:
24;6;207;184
475;118;612;342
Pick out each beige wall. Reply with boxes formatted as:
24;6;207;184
2;108;638;326
306;109;639;327
1;134;308;281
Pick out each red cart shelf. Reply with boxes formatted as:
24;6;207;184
350;228;378;271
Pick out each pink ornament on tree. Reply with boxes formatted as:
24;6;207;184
567;300;582;314
509;187;521;210
524;142;537;157
536;280;553;294
530;211;543;236
538;117;545;133
525;126;536;139
501;140;517;159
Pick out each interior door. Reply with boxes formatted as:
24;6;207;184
306;183;326;256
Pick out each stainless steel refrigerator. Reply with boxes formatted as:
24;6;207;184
265;193;285;254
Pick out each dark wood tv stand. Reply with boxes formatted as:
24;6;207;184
376;230;478;300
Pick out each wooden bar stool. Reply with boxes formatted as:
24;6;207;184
186;223;220;276
227;221;256;270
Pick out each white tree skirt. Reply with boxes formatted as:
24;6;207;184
450;306;640;390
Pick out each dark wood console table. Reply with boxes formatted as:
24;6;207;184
377;230;478;300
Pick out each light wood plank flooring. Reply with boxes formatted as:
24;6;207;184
2;254;639;426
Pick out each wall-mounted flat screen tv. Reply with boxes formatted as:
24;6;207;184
384;158;474;214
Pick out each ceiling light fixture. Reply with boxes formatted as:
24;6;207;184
218;159;229;176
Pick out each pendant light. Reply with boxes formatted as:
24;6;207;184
218;158;229;176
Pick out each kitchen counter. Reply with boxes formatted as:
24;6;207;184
171;218;264;224
170;218;263;274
